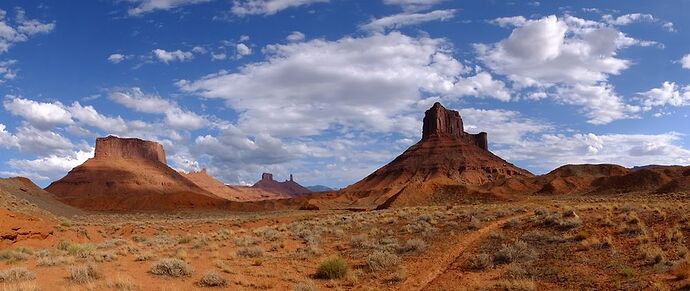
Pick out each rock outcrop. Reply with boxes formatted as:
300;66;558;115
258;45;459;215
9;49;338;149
45;136;225;210
333;102;533;209
252;173;312;196
94;136;166;164
182;169;292;201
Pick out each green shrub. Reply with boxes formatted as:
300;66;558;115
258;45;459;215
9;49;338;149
316;257;348;279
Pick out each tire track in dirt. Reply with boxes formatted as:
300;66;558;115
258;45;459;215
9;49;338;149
400;213;530;291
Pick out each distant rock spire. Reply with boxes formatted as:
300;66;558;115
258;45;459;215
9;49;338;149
290;174;294;182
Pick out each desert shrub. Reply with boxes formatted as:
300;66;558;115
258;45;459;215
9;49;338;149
493;279;536;291
666;226;684;242
671;259;690;279
294;281;317;291
150;258;193;277
37;256;72;267
0;250;30;263
97;239;128;249
93;251;117;262
502;263;529;279
197;271;227;287
0;268;35;283
234;236;260;247
350;234;369;249
106;275;137;291
236;247;264;258
135;253;154;261
534;208;547;216
366;251;401;272
503;219;519;229
68;264;101;283
294;245;322;259
494;240;536;265
57;240;95;258
466;253;492;271
469;216;482;230
641;245;665;265
398;238;427;254
316;257;348;279
254;228;282;242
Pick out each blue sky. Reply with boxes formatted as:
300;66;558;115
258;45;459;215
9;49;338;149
1;0;690;188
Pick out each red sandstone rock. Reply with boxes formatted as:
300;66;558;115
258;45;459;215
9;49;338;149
336;102;533;209
181;169;292;201
94;135;166;164
45;136;225;210
252;172;312;196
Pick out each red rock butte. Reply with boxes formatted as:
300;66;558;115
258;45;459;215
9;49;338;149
94;136;166;164
330;102;533;209
252;172;312;196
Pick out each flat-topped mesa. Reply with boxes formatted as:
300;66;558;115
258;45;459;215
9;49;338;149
421;102;488;150
261;173;274;181
94;136;167;164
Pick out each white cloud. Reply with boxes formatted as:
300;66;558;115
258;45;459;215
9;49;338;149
13;126;74;156
498;132;690;172
235;43;252;58
639;81;690;109
3;96;74;129
211;52;227;60
603;13;654;26
231;0;329;16
382;0;447;12
491;16;527;28
286;31;305;42
0;124;17;148
0;59;17;81
361;9;456;32
152;48;194;63
478;15;649;124
6;149;93;181
107;53;127;64
126;0;212;16
0;8;55;54
663;22;675;32
109;88;207;130
178;32;505;138
69;102;130;132
680;54;690;69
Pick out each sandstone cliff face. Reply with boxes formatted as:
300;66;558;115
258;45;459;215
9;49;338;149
337;102;533;209
45;136;223;210
94;136;166;164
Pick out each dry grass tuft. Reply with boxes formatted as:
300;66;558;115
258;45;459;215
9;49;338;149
0;268;35;283
197;271;227;287
316;256;348;279
366;251;401;272
68;264;101;284
150;258;193;277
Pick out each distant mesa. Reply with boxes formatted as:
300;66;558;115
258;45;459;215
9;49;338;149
252;172;312;196
306;185;335;192
329;102;534;209
181;169;292;201
45;135;225;210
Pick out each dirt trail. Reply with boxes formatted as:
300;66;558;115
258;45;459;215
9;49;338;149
400;213;529;291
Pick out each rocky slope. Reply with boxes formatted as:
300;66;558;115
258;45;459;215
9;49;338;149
330;102;533;209
45;136;226;210
182;169;292;201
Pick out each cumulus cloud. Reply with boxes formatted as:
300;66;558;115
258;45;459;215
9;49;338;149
5;149;93;181
126;0;212;16
680;54;690;69
235;43;252;58
361;9;456;32
497;132;690;173
231;0;329;16
638;81;690;109
0;8;55;54
286;31;305;42
382;0;447;12
477;15;653;124
178;32;506;138
603;13;654;26
152;49;194;63
0;59;17;82
107;53;127;64
109;88;207;130
3;96;74;129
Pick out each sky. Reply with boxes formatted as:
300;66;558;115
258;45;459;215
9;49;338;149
1;0;690;188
